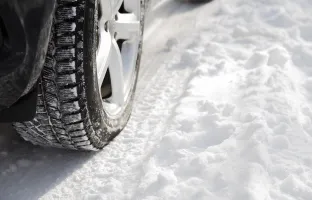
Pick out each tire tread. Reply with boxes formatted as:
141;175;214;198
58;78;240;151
13;0;98;151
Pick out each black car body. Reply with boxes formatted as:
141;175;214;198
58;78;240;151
0;0;56;122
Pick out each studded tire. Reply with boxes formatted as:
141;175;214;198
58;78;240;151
13;0;145;151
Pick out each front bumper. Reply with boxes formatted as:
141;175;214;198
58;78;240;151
0;0;56;121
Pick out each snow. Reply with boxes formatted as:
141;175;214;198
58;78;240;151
2;0;312;199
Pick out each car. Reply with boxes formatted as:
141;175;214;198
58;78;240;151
0;0;146;151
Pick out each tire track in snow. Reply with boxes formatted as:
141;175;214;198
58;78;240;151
123;43;198;200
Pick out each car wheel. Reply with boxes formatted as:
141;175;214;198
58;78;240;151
13;0;145;151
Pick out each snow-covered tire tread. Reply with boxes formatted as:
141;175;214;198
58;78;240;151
13;0;102;151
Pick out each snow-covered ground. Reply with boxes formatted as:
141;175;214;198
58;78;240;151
2;0;312;199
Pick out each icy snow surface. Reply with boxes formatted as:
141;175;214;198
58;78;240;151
2;0;312;199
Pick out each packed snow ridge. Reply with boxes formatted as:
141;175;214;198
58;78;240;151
2;0;312;199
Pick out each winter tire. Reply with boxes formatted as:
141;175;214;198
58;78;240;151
13;0;145;151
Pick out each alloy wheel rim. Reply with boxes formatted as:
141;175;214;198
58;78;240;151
96;0;141;116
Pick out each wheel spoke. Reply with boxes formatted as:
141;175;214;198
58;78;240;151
98;0;114;20
112;0;124;16
109;40;125;105
115;14;140;40
123;0;141;16
97;31;112;86
99;0;123;19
